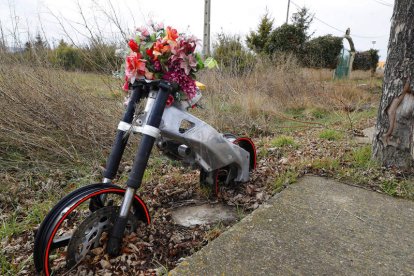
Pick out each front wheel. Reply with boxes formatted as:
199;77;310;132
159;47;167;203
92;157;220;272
33;183;150;275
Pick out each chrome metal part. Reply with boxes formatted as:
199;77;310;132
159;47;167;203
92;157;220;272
119;187;136;218
160;106;250;182
177;144;191;157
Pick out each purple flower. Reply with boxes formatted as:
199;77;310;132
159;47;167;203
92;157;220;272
163;67;197;99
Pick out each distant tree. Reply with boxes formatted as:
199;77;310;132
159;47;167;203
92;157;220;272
291;7;314;41
246;11;274;54
81;38;119;73
265;24;306;55
372;0;414;168
264;6;313;56
302;35;343;69
54;40;81;70
213;32;255;76
23;34;49;63
34;33;48;51
353;49;380;72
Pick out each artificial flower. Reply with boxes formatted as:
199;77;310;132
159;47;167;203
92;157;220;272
128;39;139;52
164;26;178;41
123;22;212;99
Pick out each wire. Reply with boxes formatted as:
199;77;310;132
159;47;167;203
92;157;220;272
372;0;393;7
289;0;388;39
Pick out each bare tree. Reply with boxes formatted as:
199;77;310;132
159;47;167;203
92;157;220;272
373;0;414;168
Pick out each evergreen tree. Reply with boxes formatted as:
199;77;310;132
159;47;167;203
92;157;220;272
291;7;314;41
246;11;274;54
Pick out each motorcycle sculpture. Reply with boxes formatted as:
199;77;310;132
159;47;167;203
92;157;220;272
33;79;256;275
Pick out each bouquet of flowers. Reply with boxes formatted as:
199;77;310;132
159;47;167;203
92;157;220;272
123;22;215;100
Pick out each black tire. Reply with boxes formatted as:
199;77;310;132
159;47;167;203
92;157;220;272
33;183;150;275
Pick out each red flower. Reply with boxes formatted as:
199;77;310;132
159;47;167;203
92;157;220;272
128;39;139;52
146;47;155;59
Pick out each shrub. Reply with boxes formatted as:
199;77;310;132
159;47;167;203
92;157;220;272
302;35;343;69
352;49;379;72
265;24;306;55
213;33;256;76
53;40;82;70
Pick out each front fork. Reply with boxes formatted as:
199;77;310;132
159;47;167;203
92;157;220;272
106;81;172;256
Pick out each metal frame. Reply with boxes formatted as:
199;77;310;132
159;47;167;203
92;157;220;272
130;89;251;183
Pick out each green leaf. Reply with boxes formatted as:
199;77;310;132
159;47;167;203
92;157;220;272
195;53;205;69
144;42;154;50
150;33;157;42
135;36;141;45
204;57;219;69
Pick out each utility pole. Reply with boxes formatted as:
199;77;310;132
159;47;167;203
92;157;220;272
286;0;291;24
203;0;211;56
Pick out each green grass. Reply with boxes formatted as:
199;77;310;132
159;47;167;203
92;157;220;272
350;145;377;168
270;135;298;148
311;157;341;171
309;107;329;119
381;180;399;196
274;170;298;192
319;129;343;141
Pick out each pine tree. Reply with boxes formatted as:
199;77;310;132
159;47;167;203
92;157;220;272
291;7;314;41
246;12;274;54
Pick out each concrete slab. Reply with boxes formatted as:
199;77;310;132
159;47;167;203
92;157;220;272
171;176;414;275
171;204;237;227
355;126;375;144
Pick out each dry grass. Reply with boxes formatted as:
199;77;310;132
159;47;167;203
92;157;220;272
0;61;123;172
198;55;378;134
0;52;380;175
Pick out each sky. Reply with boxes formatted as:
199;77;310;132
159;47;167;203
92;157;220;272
0;0;394;60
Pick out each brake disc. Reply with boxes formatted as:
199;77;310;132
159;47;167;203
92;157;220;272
66;206;138;269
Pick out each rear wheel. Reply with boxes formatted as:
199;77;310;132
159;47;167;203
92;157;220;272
199;134;256;196
33;184;150;275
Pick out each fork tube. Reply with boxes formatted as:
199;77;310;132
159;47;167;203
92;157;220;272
103;83;144;181
107;81;172;256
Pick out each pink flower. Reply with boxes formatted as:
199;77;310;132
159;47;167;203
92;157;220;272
155;22;164;30
137;26;150;37
179;54;197;75
125;52;146;83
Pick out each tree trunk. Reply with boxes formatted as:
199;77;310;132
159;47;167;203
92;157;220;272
373;0;414;169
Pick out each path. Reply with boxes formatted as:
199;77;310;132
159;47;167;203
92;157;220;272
170;176;414;275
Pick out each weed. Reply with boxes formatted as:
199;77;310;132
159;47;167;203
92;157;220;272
235;204;245;220
381;180;398;196
271;135;298;148
311;158;340;171
319;129;343;141
274;170;298;192
351;145;376;168
309;107;329;119
204;222;224;242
